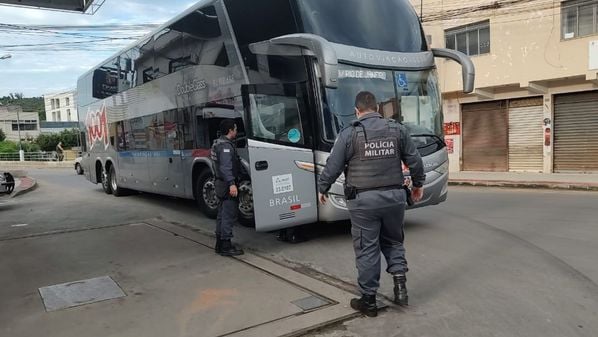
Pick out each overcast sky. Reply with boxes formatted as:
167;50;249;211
0;0;195;97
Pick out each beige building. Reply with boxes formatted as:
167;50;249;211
0;105;40;141
43;90;78;122
414;0;598;173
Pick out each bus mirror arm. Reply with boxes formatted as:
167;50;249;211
431;48;475;94
250;34;339;89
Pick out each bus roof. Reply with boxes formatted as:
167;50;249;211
77;0;214;81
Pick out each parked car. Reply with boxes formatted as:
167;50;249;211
74;157;84;175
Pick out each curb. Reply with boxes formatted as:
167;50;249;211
10;176;38;198
449;180;598;192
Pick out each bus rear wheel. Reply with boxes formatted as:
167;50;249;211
109;165;127;197
196;170;219;219
101;166;113;195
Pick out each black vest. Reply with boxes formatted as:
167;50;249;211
210;137;240;180
346;119;404;190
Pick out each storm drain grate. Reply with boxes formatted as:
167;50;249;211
39;276;126;312
291;295;330;311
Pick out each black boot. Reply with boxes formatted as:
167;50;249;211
214;237;222;254
393;273;408;306
218;239;244;256
350;294;377;317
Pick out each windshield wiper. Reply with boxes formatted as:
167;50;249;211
410;133;446;149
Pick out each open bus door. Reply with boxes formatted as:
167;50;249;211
241;82;318;232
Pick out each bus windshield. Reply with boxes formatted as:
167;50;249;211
293;0;427;53
322;64;444;156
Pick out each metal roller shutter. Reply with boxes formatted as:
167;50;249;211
462;101;508;171
554;91;598;173
508;98;544;172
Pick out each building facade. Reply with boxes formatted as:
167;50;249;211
414;0;598;173
43;90;78;122
0;105;40;141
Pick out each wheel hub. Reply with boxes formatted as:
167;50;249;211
238;180;253;217
202;178;219;209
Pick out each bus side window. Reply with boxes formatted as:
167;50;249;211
178;108;195;150
116;121;127;151
163;109;179;150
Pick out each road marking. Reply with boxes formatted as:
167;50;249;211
11;224;29;227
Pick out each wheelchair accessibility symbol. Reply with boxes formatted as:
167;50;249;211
396;73;408;90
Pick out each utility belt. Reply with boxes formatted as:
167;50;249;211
344;184;401;199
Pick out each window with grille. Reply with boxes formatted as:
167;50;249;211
562;0;598;39
445;21;490;56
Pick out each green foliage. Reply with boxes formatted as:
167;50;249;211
0;128;5;142
0;140;18;153
0;94;46;121
22;142;40;152
35;129;80;151
59;129;80;148
35;133;61;151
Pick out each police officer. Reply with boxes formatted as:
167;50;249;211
211;119;244;256
318;91;425;317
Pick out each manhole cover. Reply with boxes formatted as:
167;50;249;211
39;276;126;312
291;295;331;311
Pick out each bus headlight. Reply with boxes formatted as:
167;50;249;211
434;161;449;174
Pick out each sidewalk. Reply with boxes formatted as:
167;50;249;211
0;161;73;169
449;171;598;191
0;170;37;198
0;219;361;337
11;176;37;197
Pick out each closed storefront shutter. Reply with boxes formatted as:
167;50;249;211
462;101;508;171
554;91;598;173
508;98;544;172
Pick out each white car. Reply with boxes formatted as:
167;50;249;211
74;157;84;175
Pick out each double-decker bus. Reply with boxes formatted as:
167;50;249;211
77;0;474;232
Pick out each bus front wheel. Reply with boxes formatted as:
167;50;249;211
238;180;255;227
196;170;218;219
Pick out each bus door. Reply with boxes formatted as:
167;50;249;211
242;82;317;232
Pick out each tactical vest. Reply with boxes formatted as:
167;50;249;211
345;120;404;190
210;137;240;180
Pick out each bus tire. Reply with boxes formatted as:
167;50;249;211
196;170;218;219
101;166;113;195
238;180;255;227
109;165;127;197
75;163;84;175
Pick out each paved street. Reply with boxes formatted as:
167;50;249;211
2;168;598;337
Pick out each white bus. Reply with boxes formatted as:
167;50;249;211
77;0;474;232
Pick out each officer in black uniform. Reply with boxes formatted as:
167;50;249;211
318;91;425;317
211;119;244;256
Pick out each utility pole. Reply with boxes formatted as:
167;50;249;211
16;109;24;161
420;0;423;22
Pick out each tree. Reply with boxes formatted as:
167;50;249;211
35;129;80;151
0;128;5;142
0;95;46;121
36;133;61;151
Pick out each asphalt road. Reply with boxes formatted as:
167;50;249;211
1;168;598;337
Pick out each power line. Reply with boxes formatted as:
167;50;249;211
0;23;150;40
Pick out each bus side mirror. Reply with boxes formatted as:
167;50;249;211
432;48;475;93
